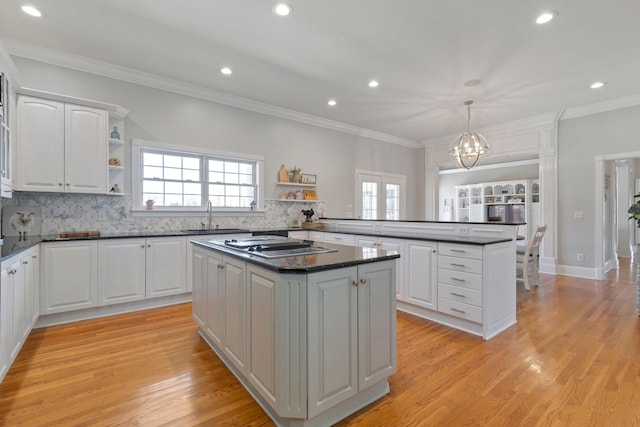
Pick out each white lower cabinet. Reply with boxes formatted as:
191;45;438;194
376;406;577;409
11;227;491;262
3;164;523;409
145;236;187;298
43;236;187;316
98;238;146;305
1;246;41;383
41;241;98;315
192;244;396;425
221;255;247;373
307;261;397;418
404;240;438;310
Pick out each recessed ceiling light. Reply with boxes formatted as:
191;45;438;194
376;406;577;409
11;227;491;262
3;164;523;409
590;81;606;89
220;67;232;75
21;5;42;17
272;2;293;16
536;11;558;24
327;99;337;106
464;79;482;87
368;80;379;88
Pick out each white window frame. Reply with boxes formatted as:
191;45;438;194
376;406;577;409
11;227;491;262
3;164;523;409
132;139;264;214
355;170;406;220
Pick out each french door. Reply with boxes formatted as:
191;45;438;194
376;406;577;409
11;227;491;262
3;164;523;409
356;171;405;220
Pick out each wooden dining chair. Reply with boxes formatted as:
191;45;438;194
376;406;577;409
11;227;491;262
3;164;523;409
516;225;547;291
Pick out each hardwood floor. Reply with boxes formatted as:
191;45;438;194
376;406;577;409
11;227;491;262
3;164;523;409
1;261;638;426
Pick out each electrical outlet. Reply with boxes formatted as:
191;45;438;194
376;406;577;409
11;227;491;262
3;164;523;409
577;253;585;262
458;226;469;234
574;211;584;219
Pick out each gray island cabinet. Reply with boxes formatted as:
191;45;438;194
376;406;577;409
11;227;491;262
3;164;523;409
191;240;400;427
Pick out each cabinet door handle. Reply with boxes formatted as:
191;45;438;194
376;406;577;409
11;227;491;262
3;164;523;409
450;263;466;268
450;307;466;314
141;245;145;248
66;183;70;186
58;183;63;186
218;264;225;270
450;292;465;298
32;255;37;259
147;244;151;247
360;278;367;284
352;280;358;286
22;261;28;265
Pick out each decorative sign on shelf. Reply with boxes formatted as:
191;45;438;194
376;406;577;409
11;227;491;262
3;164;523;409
303;190;317;200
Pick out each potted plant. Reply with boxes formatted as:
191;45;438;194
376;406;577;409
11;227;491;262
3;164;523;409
629;193;640;228
145;199;155;211
289;165;302;183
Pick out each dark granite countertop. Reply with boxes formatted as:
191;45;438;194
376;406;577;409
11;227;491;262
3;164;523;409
2;222;514;262
193;240;400;274
320;217;525;226
317;228;512;246
1;236;44;261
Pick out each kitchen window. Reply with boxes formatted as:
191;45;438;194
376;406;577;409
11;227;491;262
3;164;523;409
356;170;405;220
132;139;263;212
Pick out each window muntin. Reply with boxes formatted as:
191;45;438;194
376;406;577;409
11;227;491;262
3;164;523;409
142;150;202;207
385;184;400;220
208;159;256;208
362;181;378;220
134;141;261;211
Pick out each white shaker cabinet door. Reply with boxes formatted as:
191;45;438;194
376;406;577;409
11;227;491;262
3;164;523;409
205;250;225;346
357;260;397;390
222;255;248;374
307;266;358;418
41;241;98;315
98;238;146;305
64;104;108;193
404;240;438;311
145;236;187;298
16;96;65;192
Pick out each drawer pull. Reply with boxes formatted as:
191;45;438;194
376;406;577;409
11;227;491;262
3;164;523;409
451;277;466;282
450;249;466;253
450;263;466;268
352;280;358;286
450;307;466;314
450;292;465;298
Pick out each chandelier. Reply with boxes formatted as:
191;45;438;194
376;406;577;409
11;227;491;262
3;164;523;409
449;100;489;169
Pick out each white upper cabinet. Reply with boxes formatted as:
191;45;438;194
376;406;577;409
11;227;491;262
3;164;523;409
16;95;108;194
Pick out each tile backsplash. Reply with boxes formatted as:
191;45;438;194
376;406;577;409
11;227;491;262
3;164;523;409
3;193;325;236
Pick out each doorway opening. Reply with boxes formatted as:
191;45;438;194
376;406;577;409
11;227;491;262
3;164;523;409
595;152;640;280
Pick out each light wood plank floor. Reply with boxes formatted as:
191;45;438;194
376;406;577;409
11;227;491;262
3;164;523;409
1;260;638;426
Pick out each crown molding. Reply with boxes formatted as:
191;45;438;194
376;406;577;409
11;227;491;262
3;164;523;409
562;93;640;120
3;38;421;149
420;111;562;148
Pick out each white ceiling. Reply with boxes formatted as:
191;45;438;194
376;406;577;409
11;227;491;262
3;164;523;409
2;0;640;145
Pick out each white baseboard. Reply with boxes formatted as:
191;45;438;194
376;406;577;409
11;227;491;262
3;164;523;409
35;293;192;328
555;264;597;279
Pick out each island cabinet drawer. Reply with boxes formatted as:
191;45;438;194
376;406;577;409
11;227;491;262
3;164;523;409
437;255;483;275
438;284;482;307
437;268;482;290
438;297;482;324
438;243;482;260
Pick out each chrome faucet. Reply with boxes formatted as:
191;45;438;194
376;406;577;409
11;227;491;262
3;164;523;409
207;200;213;230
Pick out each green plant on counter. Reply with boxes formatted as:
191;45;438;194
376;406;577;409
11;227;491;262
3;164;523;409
629;193;640;228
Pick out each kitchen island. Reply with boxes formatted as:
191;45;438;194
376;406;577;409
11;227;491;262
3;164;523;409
191;238;400;427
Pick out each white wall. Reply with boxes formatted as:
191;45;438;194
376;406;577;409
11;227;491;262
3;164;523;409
558;104;640;270
11;57;425;224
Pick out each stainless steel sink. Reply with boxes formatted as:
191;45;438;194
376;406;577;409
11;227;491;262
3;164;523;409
182;228;250;234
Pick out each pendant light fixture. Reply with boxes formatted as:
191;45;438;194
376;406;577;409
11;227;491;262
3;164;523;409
449;100;489;169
